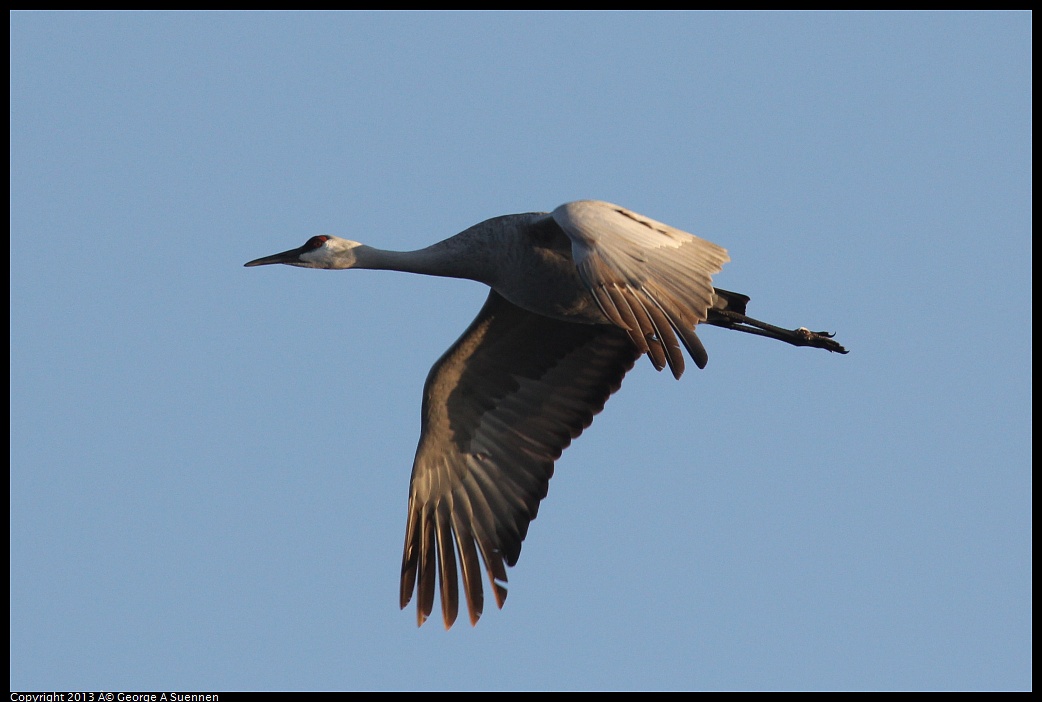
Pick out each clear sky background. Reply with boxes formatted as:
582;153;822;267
10;11;1031;691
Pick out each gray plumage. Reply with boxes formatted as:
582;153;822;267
245;200;847;628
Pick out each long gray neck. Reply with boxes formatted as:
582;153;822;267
350;215;535;285
351;242;490;283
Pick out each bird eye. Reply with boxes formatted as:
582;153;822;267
304;235;329;250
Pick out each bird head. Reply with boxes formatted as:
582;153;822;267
244;235;365;269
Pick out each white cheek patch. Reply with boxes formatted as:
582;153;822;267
297;247;329;268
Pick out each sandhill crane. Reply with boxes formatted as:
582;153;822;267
245;200;847;629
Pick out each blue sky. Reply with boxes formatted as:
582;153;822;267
10;11;1031;691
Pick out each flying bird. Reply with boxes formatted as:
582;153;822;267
245;200;847;629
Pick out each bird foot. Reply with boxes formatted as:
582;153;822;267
794;328;849;354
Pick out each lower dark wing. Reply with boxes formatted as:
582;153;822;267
399;290;640;628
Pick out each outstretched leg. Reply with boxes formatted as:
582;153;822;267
706;288;848;354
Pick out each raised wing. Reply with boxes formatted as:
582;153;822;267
400;290;639;628
552;200;730;378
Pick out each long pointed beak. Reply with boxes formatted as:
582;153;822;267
244;246;306;267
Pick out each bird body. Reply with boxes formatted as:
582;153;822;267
245;200;847;629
